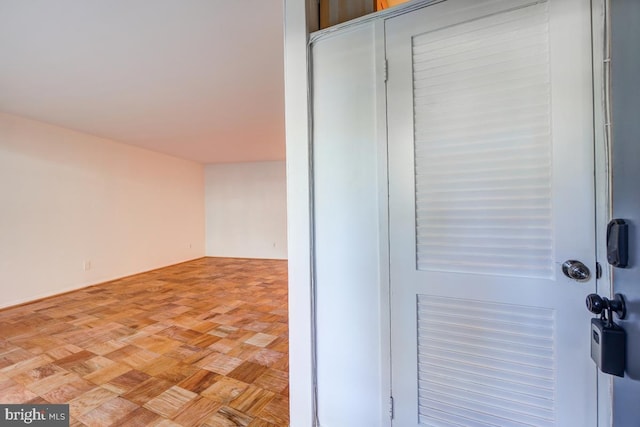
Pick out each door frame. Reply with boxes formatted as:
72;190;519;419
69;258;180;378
295;0;612;426
374;0;612;425
591;0;614;425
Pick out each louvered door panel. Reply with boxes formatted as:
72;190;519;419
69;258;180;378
417;295;556;426
388;0;597;425
413;2;553;279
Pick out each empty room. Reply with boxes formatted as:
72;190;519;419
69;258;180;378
0;0;288;426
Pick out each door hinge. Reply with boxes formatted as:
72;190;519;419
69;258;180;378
389;396;394;419
384;59;389;82
596;262;602;279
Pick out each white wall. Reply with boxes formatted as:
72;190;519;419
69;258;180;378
205;162;287;259
284;1;316;425
0;112;205;309
312;23;387;426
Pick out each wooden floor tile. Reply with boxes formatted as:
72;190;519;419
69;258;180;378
55;350;97;371
198;352;244;375
121;377;174;406
11;363;68;388
69;386;119;417
0;258;289;426
11;335;65;354
130;335;183;355
1;348;38;367
26;371;80;395
204;406;253;427
42;378;95;403
0;381;38;403
84;361;131;385
248;419;280;427
165;345;212;366
105;345;162;370
46;344;85;360
154;363;200;385
248;349;285;368
102;369;151;395
207;338;237;354
76;396;139;426
69;355;116;377
245;333;277;348
143;385;197;418
253;369;289;394
177;369;221;394
256;396;290;426
229;385;275;417
201;376;249;403
172;396;221;426
119;406;160;426
85;340;128;356
228;361;268;385
139;356;181;377
1;354;53;376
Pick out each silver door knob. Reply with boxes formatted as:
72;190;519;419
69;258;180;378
562;260;591;282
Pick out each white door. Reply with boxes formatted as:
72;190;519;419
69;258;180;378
387;0;597;426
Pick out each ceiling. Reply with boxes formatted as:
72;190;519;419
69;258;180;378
0;0;285;164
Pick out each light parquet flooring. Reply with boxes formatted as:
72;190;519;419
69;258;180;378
0;257;289;426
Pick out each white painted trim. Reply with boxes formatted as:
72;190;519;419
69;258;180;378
284;1;315;426
592;0;614;426
374;19;393;427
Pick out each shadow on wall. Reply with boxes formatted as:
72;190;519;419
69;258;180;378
623;297;640;380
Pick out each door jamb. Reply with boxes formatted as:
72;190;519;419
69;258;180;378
309;0;613;425
592;0;614;425
374;18;393;427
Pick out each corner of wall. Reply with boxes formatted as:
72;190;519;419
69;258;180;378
0;112;206;308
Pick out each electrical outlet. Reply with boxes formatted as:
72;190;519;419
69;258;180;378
83;260;92;271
